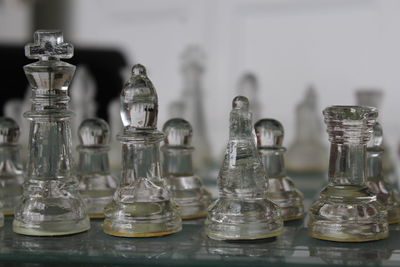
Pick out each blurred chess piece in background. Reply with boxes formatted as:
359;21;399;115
237;72;262;122
179;46;217;184
70;65;97;152
286;86;328;175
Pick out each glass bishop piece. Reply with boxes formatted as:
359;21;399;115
161;118;211;219
0;117;24;215
308;106;388;242
366;122;400;224
77;118;117;218
205;96;283;240
103;64;181;237
13;30;90;236
255;119;304;221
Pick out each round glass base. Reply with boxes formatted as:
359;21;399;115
267;177;304;221
103;200;182;237
308;185;388;242
13;217;90;236
167;176;212;220
205;198;283;240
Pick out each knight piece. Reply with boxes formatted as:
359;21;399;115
103;64;181;237
366;122;400;224
0;117;24;215
77;118;117;218
255;119;304;221
286;86;328;173
308;106;388;242
205;96;283;240
13;30;90;236
161;118;211;219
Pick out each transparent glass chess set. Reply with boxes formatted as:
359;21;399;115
0;30;399;251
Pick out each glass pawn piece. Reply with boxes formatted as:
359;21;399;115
205;96;283;240
13;30;90;236
161;118;212;219
103;64;182;237
355;89;396;186
255;119;304;221
286;86;328;173
366;122;400;224
77;118;117;218
107;98;123;174
308;106;388;242
0;117;24;215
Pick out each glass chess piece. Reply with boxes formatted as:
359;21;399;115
0;117;24;215
13;30;90;236
308;105;388;242
286;86;328;173
180;46;214;174
77;118;117;218
3;87;31;164
237;72;262;122
107;98;123;175
355;89;397;186
254;119;304;221
366;122;400;224
161;118;212;219
205;96;283;240
70;65;97;153
103;64;182;237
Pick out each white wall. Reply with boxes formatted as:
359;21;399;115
2;0;400;160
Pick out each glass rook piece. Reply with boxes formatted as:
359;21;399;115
308;106;388;242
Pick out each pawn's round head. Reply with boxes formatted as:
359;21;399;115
232;96;249;111
254;119;284;148
163;118;192;146
0;117;20;144
120;64;158;129
78;118;110;146
368;122;383;148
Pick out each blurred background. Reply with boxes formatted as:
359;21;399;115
1;0;400;165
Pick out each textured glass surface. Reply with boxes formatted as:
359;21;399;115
0;214;400;266
255;119;304;221
103;64;181;237
13;30;90;236
0;118;24;215
205;96;283;240
308;105;388;242
162;118;211;219
366;122;400;224
77;119;117;218
286;87;328;173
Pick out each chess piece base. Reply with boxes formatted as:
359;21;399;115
205;198;283;240
80;188;115;219
13;180;91;236
308;185;388;242
267;177;304;221
13;217;90;236
167;176;212;220
103;200;182;237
